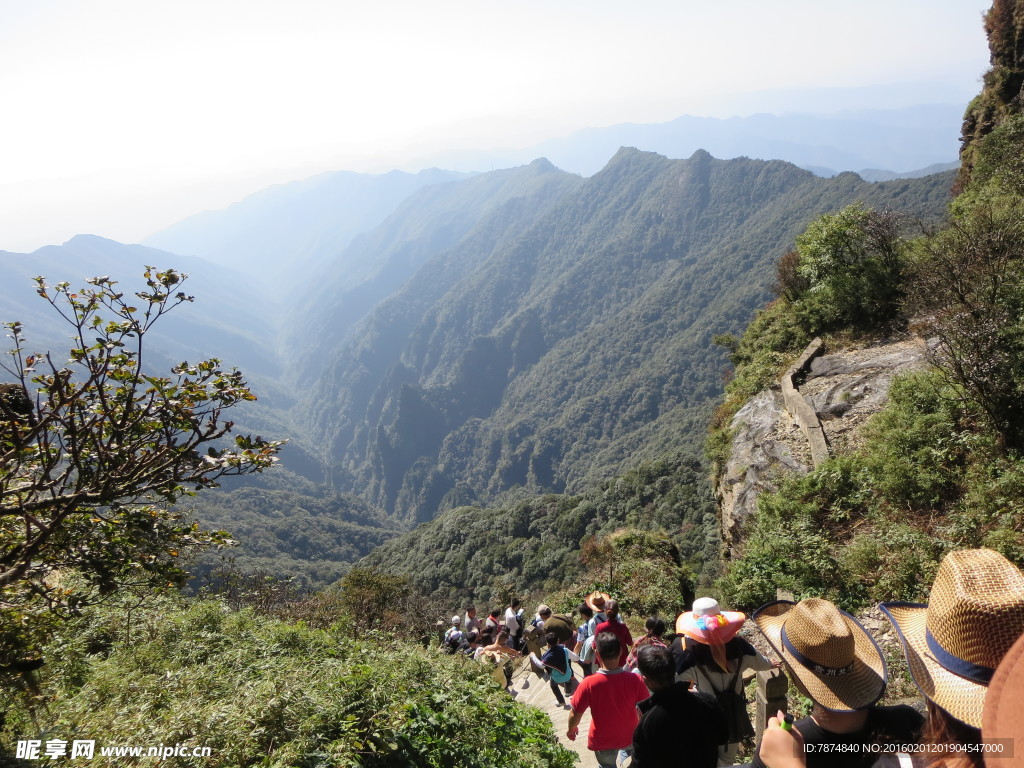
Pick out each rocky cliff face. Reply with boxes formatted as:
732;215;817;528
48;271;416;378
958;0;1024;188
717;336;931;554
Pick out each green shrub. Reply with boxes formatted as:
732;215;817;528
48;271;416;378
717;512;861;612
859;371;968;509
792;205;908;333
1;595;575;768
839;526;945;604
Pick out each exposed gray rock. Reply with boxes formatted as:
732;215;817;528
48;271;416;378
717;336;932;551
717;388;811;557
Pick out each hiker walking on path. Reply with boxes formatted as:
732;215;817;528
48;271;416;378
542;604;577;645
595;599;633;669
505;598;524;650
464;604;480;634
673;597;777;766
530;631;580;708
441;615;464;654
632;644;727;768
585;591;609;630
567;631;650;767
575;603;596;677
626;616;668;671
483;608;502;644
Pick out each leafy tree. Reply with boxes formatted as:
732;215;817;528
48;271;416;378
908;200;1024;449
792;204;908;332
0;268;282;667
337;566;441;639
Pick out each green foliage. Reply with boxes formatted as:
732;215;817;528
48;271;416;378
0;595;575;768
186;480;402;591
358;453;717;609
957;1;1024;189
908;195;1024;449
719;369;1024;609
790;204;908;333
857;373;967;508
305;152;953;524
336;567;443;640
967;113;1024;200
0;269;281;669
580;528;694;617
839;526;944;604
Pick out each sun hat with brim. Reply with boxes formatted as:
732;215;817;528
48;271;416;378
676;606;746;645
983;625;1024;766
585;591;610;613
879;548;1024;730
753;598;886;712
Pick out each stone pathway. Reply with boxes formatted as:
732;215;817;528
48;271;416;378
507;660;598;767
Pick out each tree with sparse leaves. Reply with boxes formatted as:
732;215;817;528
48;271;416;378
0;268;282;668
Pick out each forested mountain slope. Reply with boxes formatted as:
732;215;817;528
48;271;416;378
304;148;955;526
286;159;584;382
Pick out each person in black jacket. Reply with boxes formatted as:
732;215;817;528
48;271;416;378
633;645;727;768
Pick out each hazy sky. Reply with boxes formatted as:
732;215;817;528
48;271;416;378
0;0;993;252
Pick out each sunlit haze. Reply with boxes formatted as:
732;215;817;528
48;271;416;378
0;0;993;252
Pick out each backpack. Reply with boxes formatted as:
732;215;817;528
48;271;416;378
442;629;463;654
626;636;667;671
579;634;597;663
549;646;574;685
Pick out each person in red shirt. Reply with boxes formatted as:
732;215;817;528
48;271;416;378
567;631;650;767
595;599;633;668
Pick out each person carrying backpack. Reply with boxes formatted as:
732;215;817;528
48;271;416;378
441;615;464;654
530;631;580;708
626;616;668;671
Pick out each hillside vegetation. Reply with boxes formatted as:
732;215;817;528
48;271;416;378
358;452;716;612
714;7;1024;607
305;149;955;527
0;594;573;768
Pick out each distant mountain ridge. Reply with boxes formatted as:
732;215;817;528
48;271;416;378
143;168;470;292
410;105;964;178
0;147;960;586
0;235;279;382
300;149;957;525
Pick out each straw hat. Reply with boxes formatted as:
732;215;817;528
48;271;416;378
675;597;746;645
585;591;610;613
982;626;1024;767
753;598;886;712
880;548;1024;729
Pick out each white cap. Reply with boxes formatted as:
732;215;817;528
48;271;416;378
451;615;461;625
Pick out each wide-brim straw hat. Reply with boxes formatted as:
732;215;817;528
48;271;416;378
753;598;886;712
880;548;1024;729
983;626;1024;766
585;591;610;613
676;603;746;645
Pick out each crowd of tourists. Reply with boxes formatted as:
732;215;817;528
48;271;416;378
437;548;1024;768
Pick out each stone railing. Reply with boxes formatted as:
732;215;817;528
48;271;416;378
781;338;830;467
